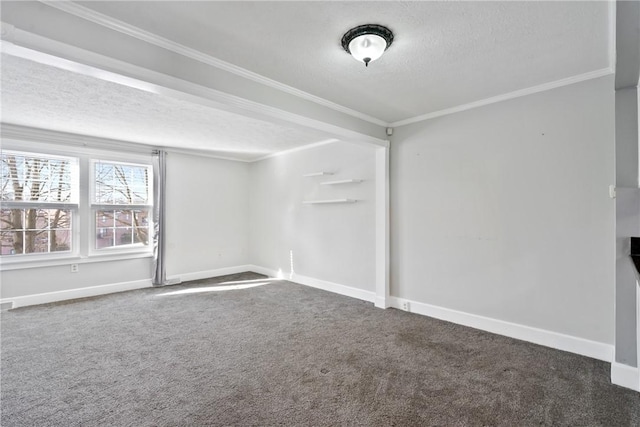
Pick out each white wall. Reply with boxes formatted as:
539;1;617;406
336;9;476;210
0;143;251;303
391;76;615;345
165;152;250;280
249;142;376;293
0;138;156;303
0;258;152;300
1;76;619;364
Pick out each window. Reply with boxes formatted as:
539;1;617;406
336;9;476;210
0;147;153;263
0;151;78;256
92;160;152;250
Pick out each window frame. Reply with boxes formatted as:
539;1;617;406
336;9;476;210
0;140;154;270
89;158;153;255
1;149;80;261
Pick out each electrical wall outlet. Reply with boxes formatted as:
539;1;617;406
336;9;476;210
70;264;79;273
401;301;410;312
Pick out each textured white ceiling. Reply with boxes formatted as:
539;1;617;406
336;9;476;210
1;1;612;159
76;1;611;123
1;54;335;161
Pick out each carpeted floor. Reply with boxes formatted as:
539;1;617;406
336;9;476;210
1;272;639;426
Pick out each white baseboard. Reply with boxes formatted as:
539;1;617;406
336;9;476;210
247;265;376;303
167;264;255;284
247;268;614;364
3;264;622;377
0;264;278;309
1;279;152;309
611;361;640;391
389;296;614;363
291;272;376;303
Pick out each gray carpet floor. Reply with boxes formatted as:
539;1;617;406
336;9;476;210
1;272;639;426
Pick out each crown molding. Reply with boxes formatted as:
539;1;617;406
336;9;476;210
251;139;340;163
2;123;153;153
15;2;619;134
249;136;389;163
392;1;616;127
0;123;257;162
1;124;368;164
391;67;614;128
41;1;389;127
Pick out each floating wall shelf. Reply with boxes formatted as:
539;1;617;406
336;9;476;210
303;199;357;205
320;179;362;185
303;172;333;177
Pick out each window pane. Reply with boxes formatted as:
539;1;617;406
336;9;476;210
133;210;149;226
0;208;72;255
95;163;115;204
115;210;132;227
133;227;149;245
0;231;20;255
0;209;22;230
96;210;115;227
94;161;151;205
1;151;77;203
96;227;114;249
26;229;48;254
94;209;151;249
51;229;71;252
47;209;72;231
119;227;133;245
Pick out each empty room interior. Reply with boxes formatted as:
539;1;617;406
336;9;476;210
1;1;640;425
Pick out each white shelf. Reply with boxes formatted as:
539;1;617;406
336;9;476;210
320;179;362;185
303;172;333;177
303;199;357;205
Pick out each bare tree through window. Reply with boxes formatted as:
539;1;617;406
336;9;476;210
93;161;151;250
1;152;75;255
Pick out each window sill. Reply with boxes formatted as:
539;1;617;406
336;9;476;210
0;252;153;271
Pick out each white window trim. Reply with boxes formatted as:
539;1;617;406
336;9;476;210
1;140;154;270
0;251;153;271
89;158;153;256
1;149;80;259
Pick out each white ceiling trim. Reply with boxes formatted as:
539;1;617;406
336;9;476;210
1;124;360;165
251;138;341;163
41;0;389;127
390;67;614;128
11;2;618;132
0;123;255;163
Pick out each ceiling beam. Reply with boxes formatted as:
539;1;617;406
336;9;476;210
1;2;389;147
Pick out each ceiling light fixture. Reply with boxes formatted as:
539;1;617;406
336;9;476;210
341;24;394;67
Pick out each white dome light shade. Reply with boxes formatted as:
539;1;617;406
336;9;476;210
341;24;394;68
348;34;387;65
